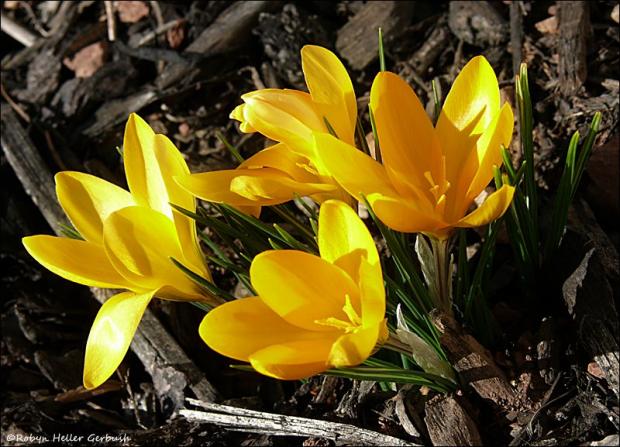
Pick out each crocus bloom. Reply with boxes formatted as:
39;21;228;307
176;45;357;215
314;56;515;239
22;114;215;389
200;200;388;379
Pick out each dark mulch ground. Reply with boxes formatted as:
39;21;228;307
1;1;618;446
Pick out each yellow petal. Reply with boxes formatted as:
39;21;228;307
436;56;500;191
230;104;256;133
463;103;514;204
176;170;271;207
328;323;385;367
313;132;396;200
241;89;324;158
83;290;154;389
22;235;132;289
318;199;378;284
56;171;135;244
123;114;199;235
250;337;338;380
358;257;385;327
239;143;318;183
301;45;357;145
250;250;359;331
367;192;447;235
370;72;443;197
103;206;200;299
199;296;329;362
454;184;515;228
231;172;336;202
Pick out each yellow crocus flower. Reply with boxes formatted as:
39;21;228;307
176;45;357;215
199;200;388;379
314;56;515;239
22;114;216;389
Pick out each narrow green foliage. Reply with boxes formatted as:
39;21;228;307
216;131;244;164
378;27;386;72
431;78;442;124
323;117;339;138
59;223;83;240
356;117;372;156
170;257;235;301
368;107;382;164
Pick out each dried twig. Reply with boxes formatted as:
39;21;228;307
0;11;37;47
104;1;116;41
182;398;419;446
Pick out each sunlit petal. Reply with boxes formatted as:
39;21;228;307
313;132;396;199
454;184;515;228
249;337;339;380
56;172;134;244
436;56;500;190
199;297;328;362
240;89;324;158
83;290;154;389
328;323;386;367
239;143;318;183
318;199;378;284
22;235;132;289
370;71;442;196
367;193;447;235
250;250;359;331
103;206;200;299
301;45;357;145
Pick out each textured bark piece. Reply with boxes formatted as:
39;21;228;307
424;394;482;446
432;311;520;412
336;1;415;70
562;248;619;395
557;1;590;95
1;105;219;411
183;399;419;446
448;1;507;47
156;1;280;89
409;18;449;75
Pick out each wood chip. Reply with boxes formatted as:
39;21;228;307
115;0;149;24
63;41;108;78
612;4;619;23
424;394;482;446
535;16;558;34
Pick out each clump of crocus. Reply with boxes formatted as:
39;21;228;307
22;114;219;389
315;56;515;239
176;45;357;216
199;200;388;379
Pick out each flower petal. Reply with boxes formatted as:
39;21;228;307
367;192;447;236
358;257;385;327
250;337;338;380
301;45;357;145
239;143;318;183
151;134;207;277
463;103;514;204
199;297;329;362
231;172;336;202
436;56;500;191
240;89;324;159
103;206;200;299
83;290;154;389
250;250;359;331
22;235;132;289
56;171;135;244
313;132;397;200
454;184;515;228
318;199;378;284
328;323;386;367
370;71;442;197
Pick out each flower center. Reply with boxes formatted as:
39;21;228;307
314;294;361;333
424;156;451;215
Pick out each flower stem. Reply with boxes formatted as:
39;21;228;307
382;332;412;356
430;237;452;317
